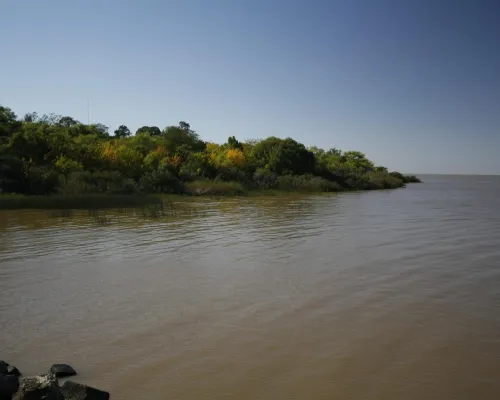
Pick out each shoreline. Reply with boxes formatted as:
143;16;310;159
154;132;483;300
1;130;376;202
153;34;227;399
0;181;421;210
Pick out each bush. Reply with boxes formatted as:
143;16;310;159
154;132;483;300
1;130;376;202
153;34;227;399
390;171;422;184
252;168;277;189
58;171;140;195
365;171;404;190
184;180;244;195
139;169;183;193
25;166;60;194
276;174;343;192
215;167;248;183
404;175;421;183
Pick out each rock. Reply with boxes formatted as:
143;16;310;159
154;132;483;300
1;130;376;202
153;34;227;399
60;381;109;400
0;362;21;377
12;374;61;400
0;373;20;399
6;367;20;378
0;362;8;375
49;365;76;378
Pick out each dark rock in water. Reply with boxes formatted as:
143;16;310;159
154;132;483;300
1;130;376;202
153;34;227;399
49;365;76;378
12;373;61;400
0;373;20;399
0;362;21;377
6;367;20;378
60;381;109;400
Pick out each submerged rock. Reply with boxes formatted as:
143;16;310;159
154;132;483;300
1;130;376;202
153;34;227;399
13;373;61;400
60;381;109;400
0;373;20;399
49;365;76;378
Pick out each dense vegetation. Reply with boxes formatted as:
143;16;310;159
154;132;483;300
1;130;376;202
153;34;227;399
0;105;419;198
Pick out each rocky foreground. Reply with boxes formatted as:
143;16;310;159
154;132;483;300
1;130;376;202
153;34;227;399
0;360;109;400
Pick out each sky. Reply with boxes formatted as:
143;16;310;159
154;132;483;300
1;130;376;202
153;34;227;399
1;0;499;174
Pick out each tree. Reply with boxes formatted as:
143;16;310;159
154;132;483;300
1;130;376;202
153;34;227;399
149;126;161;137
136;126;161;136
227;136;243;150
114;125;131;138
341;151;374;171
37;113;62;125
0;106;21;138
179;121;190;131
325;148;342;157
250;137;315;175
23;112;38;123
0;103;409;196
163;125;205;154
91;123;109;137
58;116;79;127
54;155;83;174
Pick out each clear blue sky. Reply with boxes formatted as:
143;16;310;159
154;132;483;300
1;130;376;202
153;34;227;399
1;0;499;174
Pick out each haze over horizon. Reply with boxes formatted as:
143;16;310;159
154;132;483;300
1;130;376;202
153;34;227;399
1;0;499;175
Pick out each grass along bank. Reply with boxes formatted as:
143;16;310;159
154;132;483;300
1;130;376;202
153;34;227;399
0;194;162;210
0;172;422;209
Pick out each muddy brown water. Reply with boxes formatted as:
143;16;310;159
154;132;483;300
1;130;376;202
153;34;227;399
2;175;500;399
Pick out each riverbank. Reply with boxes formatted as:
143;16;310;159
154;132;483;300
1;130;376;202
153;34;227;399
0;179;421;210
0;194;162;210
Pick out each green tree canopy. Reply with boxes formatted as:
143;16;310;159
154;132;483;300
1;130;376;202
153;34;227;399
114;125;131;138
0;103;417;196
250;137;315;175
136;126;161;136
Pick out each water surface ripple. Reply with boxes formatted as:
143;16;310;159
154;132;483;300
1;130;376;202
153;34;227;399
1;175;500;399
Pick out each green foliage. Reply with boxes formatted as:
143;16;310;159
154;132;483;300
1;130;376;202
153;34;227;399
0;103;419;198
252;168;277;189
114;125;131;138
250;137;315;175
136;125;162;137
58;171;139;195
227;136;243;150
276;174;343;192
54;156;83;174
0;106;21;137
184;180;244;195
180;152;216;179
58;116;79;127
163;125;205;154
390;171;421;183
139;169;183;193
403;175;421;183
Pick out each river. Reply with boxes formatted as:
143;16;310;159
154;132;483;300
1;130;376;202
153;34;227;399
1;175;500;399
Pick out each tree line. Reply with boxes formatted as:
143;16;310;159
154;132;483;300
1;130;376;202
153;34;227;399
0;105;419;196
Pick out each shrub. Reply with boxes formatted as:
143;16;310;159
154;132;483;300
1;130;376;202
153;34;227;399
252;168;277;189
276;174;343;192
184;180;244;195
139;169;183;193
365;171;404;190
58;171;140;195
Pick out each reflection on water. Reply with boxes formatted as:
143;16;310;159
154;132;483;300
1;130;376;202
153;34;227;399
2;176;500;399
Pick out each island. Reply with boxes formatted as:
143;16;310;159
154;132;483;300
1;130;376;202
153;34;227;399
0;105;420;209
